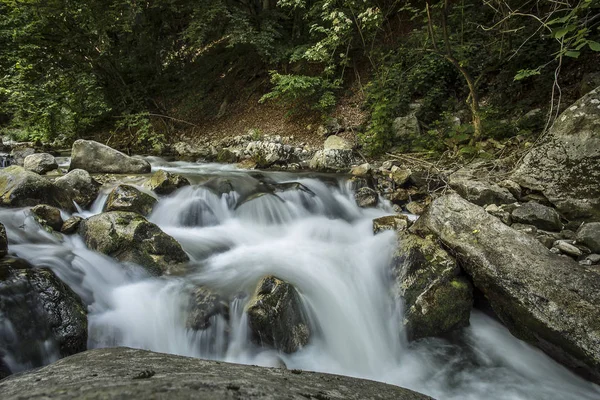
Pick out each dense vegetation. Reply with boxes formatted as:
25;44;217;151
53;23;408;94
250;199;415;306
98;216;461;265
0;0;599;154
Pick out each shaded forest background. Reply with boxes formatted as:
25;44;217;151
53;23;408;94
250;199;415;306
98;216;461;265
0;0;599;155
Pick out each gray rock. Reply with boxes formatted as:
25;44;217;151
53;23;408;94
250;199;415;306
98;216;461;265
309;149;355;171
554;240;583;257
104;184;157;216
0;222;7;257
389;166;412;186
390;232;472;341
69;140;151;174
450;179;516;206
350;163;371;177
186;286;229;331
79;212;189;276
245;276;310;354
587;254;600;265
354;187;379;208
414;193;600;384
144;170;190;195
512;87;600;221
511;202;562;231
216;147;239;163
23;153;58;175
54;169;100;208
405;201;425;216
61;216;83;235
9;147;34;166
484;204;511;225
498;179;522;199
0;166;73;210
511;223;537;235
31;204;63;231
373;215;409;234
324;135;352;150
576;222;600;253
0;257;87;370
0;347;431;400
245;141;297;167
392;114;420;142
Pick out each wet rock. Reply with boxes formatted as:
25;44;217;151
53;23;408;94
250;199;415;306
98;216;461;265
144;170;190;195
512;87;600;221
31;204;63;231
79;212;189;276
0;347;431;400
69;140;151;174
323;135;352;150
54;169;101;208
61;216;83;235
576;222;600;253
0;222;7;257
245;276;310;353
414;193;600;383
373;215;409;234
553;240;583;257
23;153;58;175
186;286;229;331
0;166;73;210
354;187;378;208
511;202;562;231
216;147;239;163
309;149;355;171
450;179;516;206
104;184;157;216
0;257;87;371
390;232;472;341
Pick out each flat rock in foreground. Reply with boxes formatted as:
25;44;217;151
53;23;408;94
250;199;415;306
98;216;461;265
0;347;432;400
414;193;600;383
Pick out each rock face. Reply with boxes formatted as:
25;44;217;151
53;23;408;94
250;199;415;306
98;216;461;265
384;228;472;341
512;87;600;221
511;202;562;231
0;222;7;257
245;276;310;353
54;169;100;208
415;193;600;383
0;166;73;210
145;170;190;195
23;153;58;174
104;184;157;216
0;347;431;400
69;140;151;174
79;212;189;276
577;222;600;253
309;149;355;171
0;257;87;369
31;204;64;231
450;179;516;206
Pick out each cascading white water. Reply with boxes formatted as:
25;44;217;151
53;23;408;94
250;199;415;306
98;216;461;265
1;160;600;400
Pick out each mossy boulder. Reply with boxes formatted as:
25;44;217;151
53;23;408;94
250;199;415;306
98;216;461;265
415;193;600;384
0;166;73;210
31;204;64;231
0;257;87;371
79;211;189;276
69;140;151;174
389;230;472;341
144;170;190;195
245;276;310;353
104;184;157;216
54;169;100;208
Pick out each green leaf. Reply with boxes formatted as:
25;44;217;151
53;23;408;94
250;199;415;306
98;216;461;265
588;41;600;51
564;50;580;58
514;68;541;81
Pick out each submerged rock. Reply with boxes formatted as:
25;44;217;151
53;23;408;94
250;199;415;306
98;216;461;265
0;347;431;400
144;170;190;195
54;169;100;208
104;184;157;216
245;276;310;353
23;153;58;175
415;193;600;383
511;202;562;231
0;257;87;371
0;166;73;210
69;140;151;174
31;204;63;231
512;87;600;221
79;212;189;276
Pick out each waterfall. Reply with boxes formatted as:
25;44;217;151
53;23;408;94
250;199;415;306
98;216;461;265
1;161;599;400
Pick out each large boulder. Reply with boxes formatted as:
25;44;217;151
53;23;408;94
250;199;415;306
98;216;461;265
511;202;562;231
414;193;600;383
144;170;190;195
54;169;100;208
245;276;310;353
0;257;87;370
69;140;151;174
23;153;58;175
104;184;157;216
309;149;355;171
79;212;189;276
378;221;472;341
512;87;600;221
0;347;431;400
450;179;516;206
0;166;73;210
0;222;7;257
576;222;600;253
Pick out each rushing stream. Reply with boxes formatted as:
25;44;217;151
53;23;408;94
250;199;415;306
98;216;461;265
1;159;599;400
